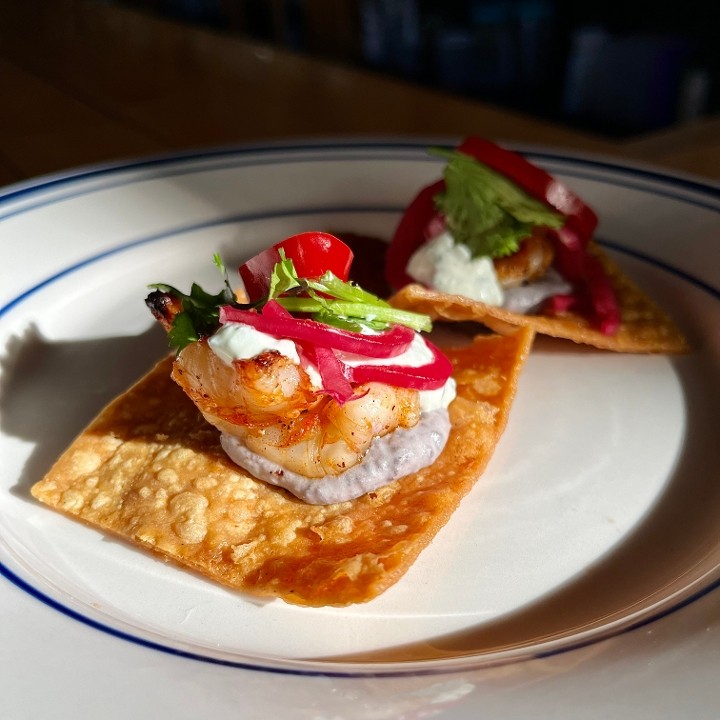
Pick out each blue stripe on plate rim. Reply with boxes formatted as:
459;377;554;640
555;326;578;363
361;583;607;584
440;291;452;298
0;141;719;677
0;140;718;222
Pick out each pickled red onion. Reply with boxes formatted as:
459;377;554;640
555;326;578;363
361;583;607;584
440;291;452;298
219;301;415;357
345;339;452;391
219;301;453;402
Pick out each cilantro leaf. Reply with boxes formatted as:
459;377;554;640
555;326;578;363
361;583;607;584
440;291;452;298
277;296;432;333
432;149;565;258
262;257;430;331
149;258;251;352
268;249;302;299
305;271;392;307
166;310;199;350
262;261;432;332
149;280;235;351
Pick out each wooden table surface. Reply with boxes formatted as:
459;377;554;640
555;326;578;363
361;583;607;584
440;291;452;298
0;0;718;188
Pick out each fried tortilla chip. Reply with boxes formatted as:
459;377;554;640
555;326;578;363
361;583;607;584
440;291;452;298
31;328;533;607
390;245;688;353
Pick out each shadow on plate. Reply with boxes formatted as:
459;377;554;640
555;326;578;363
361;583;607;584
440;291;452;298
1;322;168;496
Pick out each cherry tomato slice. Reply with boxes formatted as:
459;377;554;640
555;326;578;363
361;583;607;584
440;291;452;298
239;231;354;302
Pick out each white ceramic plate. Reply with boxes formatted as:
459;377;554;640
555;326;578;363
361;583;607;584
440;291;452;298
2;141;719;718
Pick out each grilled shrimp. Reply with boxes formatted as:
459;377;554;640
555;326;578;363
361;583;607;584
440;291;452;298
493;229;555;288
239;382;421;477
172;339;318;426
146;289;183;332
172;340;422;477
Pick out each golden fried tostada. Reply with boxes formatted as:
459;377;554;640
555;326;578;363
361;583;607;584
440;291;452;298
32;232;534;606
31;327;534;607
391;245;688;354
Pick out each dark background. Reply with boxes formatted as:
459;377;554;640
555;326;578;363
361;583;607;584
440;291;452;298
111;0;718;138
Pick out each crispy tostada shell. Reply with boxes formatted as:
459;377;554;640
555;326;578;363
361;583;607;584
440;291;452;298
31;328;533;607
390;245;688;354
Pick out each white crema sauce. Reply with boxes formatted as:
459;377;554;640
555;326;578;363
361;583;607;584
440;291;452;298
208;322;456;411
406;231;505;305
406;230;573;314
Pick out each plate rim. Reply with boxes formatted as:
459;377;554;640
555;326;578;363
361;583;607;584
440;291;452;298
1;137;718;210
1;139;719;678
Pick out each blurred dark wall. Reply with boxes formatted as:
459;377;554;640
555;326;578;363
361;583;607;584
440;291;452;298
113;0;718;138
